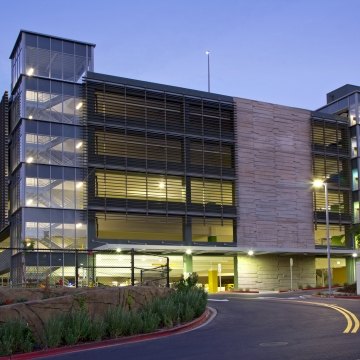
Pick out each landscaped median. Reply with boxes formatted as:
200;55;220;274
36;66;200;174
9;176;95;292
0;274;208;357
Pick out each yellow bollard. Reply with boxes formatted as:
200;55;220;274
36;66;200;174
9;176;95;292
208;269;218;293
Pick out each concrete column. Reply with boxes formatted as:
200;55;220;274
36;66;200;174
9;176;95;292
233;255;239;290
346;257;356;284
183;254;193;276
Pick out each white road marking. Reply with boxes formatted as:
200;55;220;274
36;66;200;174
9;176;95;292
208;299;229;302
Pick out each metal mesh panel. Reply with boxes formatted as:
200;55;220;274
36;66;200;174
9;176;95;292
84;78;236;225
5;248;169;288
0;92;9;229
311;114;352;227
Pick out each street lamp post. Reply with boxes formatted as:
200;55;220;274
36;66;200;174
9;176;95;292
313;179;332;296
323;181;332;296
205;51;210;92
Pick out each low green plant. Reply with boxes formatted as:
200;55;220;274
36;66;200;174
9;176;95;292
88;317;106;342
174;273;199;292
62;309;91;345
125;312;143;336
74;295;87;310
0;274;208;355
0;319;34;356
140;310;160;333
337;283;356;293
104;306;128;338
43;315;64;348
144;297;180;328
126;294;134;309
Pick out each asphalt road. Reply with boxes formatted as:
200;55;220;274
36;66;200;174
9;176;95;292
44;292;360;360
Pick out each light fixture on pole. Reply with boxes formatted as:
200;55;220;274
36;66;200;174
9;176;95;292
313;179;332;296
205;51;210;92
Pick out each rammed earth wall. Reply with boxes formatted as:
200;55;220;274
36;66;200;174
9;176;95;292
237;255;316;291
235;98;314;249
0;286;172;343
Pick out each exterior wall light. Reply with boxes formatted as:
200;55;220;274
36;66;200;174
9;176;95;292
76;102;83;110
76;181;83;189
248;250;254;256
116;248;122;253
26;68;34;76
352;253;358;258
26;156;34;163
185;249;192;255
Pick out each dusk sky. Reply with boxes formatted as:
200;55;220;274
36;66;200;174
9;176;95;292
0;0;358;110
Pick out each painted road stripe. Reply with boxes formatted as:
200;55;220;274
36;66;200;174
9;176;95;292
256;297;360;334
208;299;229;302
293;300;360;334
328;304;360;334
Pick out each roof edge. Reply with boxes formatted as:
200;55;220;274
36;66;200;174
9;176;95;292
85;71;234;103
10;30;96;59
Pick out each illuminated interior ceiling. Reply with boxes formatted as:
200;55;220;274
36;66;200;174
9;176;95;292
92;254;234;278
315;257;346;269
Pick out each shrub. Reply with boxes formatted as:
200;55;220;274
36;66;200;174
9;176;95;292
337;283;356;293
88;317;106;342
0;279;208;354
43;315;64;348
174;273;199;292
104;306;128;338
125;312;143;336
143;297;180;328
62;309;91;345
0;319;34;356
140;310;161;333
172;287;207;322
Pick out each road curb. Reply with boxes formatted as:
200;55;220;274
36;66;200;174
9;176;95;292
0;307;216;359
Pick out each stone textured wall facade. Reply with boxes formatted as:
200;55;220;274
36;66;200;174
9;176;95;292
237;255;316;291
235;98;314;249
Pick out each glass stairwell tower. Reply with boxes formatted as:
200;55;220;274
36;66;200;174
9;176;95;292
8;30;95;285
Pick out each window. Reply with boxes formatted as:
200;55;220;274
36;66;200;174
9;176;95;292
95;131;182;163
314;224;347;247
96;213;183;241
191;178;233;205
192;218;234;243
95;170;185;203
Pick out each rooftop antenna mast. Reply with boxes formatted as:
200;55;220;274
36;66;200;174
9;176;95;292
205;50;210;92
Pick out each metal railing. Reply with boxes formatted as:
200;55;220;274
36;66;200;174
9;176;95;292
0;247;169;288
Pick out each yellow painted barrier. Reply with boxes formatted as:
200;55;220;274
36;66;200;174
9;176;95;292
208;269;218;293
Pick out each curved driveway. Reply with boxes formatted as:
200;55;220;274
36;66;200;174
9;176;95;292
44;292;360;360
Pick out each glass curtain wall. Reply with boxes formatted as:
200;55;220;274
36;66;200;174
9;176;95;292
9;32;94;263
